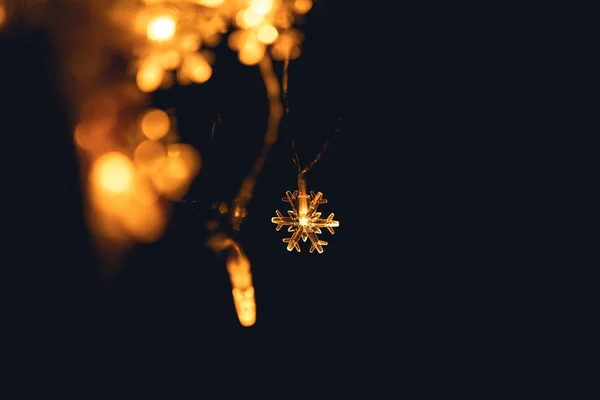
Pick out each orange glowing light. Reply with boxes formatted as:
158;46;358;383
158;49;181;70
257;24;278;44
239;41;265;65
93;152;134;194
271;33;301;60
293;0;312;14
134;139;167;173
238;9;263;28
232;287;256;327
151;143;201;200
192;0;225;7
178;34;201;52
74;123;91;150
136;61;165;92
140;108;170;140
121;199;166;242
249;0;273;15
147;15;176;42
227;247;256;327
0;2;6;28
183;53;212;83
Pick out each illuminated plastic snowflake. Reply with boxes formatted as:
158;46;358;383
271;189;339;253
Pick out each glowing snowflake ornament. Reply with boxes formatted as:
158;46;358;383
271;175;339;253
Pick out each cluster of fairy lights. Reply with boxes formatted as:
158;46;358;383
1;0;339;327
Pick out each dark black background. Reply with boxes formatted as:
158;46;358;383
2;1;554;396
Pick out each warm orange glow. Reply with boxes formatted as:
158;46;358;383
0;2;6;28
140;108;170;140
73;119;114;152
271;33;301;60
147;15;176;42
239;41;265;65
257;24;278;44
249;0;273;15
136;61;165;92
178;33;201;52
232;287;256;327
274;9;293;29
237;9;263;28
73;123;89;149
227;248;256;327
134;139;167;173
152;143;201;200
190;63;212;83
158;49;182;70
293;0;312;14
168;143;201;176
93;152;134;194
227;30;245;51
192;0;225;7
49;0;315;326
130;173;160;206
183;53;212;83
218;202;228;214
121;198;166;242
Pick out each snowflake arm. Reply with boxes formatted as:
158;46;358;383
271;209;296;231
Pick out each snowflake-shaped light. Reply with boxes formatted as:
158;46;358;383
271;189;339;253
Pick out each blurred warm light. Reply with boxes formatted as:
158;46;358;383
121;197;166;242
136;60;165;92
257;24;278;44
274;9;292;29
178;33;201;52
147;15;176;42
206;234;256;326
293;0;312;14
232;287;256;327
271;32;300;60
227;247;255;327
134;139;167;173
73;123;89;149
228;252;251;288
192;0;225;7
130;173;160;206
182;53;212;83
140;108;170;140
227;29;244;51
0;2;7;28
237;9;263;28
239;41;265;65
33;0;313;326
249;0;273;15
93;152;134;194
158;49;182;70
190;62;212;83
152;143;201;200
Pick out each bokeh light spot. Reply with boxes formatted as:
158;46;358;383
94;152;134;193
140;108;170;140
147;15;176;42
257;24;278;44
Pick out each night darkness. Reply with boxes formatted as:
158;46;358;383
2;1;551;396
